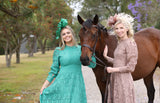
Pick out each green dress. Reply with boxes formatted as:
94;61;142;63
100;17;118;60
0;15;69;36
40;45;96;103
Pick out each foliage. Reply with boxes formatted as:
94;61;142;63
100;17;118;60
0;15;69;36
70;18;81;43
32;0;73;53
0;0;42;66
0;0;39;18
0;0;73;67
70;0;134;20
0;47;4;55
155;18;160;29
128;0;160;30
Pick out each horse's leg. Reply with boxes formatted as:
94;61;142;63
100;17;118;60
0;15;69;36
101;91;104;103
143;69;156;103
93;67;106;103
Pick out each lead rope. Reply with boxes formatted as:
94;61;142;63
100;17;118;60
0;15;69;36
90;55;111;103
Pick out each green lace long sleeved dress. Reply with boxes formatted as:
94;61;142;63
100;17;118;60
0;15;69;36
40;45;96;103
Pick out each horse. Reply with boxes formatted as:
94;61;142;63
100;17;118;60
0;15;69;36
77;14;160;103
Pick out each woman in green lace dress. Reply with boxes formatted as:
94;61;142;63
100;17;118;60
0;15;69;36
39;19;96;103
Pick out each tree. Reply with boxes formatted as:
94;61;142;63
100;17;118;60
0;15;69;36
0;0;35;18
0;0;38;67
128;0;160;31
68;0;134;20
0;0;74;67
0;16;27;67
33;0;73;54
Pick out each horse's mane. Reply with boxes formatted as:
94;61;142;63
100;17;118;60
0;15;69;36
98;23;107;32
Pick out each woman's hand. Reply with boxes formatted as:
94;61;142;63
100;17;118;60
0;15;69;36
40;86;46;94
105;67;119;73
105;67;113;73
103;45;108;58
40;80;50;94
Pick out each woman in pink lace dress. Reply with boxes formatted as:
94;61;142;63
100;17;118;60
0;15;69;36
103;13;138;103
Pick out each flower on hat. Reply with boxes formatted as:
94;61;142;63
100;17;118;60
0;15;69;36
56;18;68;39
107;13;134;28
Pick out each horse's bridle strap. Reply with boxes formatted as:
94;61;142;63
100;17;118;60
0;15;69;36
82;44;93;51
81;27;107;67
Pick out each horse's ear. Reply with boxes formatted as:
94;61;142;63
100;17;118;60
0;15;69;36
77;15;84;25
93;14;98;25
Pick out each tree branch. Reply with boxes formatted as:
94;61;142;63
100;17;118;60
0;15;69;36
0;5;33;18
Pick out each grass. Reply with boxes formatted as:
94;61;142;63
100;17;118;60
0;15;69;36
0;50;54;103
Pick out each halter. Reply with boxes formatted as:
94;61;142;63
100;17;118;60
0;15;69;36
81;25;111;103
81;25;107;67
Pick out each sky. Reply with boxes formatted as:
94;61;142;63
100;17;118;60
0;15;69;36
70;1;83;17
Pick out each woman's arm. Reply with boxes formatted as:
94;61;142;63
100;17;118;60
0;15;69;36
46;48;60;83
40;48;60;94
103;45;114;63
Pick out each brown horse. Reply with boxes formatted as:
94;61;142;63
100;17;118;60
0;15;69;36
77;14;160;103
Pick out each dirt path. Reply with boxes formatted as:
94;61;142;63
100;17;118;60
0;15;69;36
134;69;160;103
82;66;160;103
82;66;102;103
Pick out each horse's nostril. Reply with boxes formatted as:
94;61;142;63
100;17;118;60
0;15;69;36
80;56;90;66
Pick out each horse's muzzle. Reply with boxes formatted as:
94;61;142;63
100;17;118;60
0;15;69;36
80;56;90;66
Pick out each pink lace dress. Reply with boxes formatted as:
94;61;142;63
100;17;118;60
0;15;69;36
107;38;138;103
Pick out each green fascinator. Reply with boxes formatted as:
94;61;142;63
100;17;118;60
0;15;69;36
56;18;68;39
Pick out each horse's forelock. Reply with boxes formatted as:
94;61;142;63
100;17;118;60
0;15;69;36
82;19;108;36
82;19;93;29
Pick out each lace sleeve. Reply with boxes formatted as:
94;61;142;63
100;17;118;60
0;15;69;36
106;56;114;64
119;41;138;73
46;47;60;83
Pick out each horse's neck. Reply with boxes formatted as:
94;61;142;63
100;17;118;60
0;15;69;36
106;35;118;46
106;35;118;57
96;34;117;57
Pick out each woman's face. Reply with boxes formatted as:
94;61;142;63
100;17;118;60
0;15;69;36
61;28;73;43
114;23;128;40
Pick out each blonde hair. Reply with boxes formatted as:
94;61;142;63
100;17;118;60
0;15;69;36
107;13;135;40
59;25;77;50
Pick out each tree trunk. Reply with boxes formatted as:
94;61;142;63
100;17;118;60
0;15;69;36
28;36;37;57
28;51;34;57
38;39;47;54
16;46;20;63
28;47;34;57
41;46;45;54
28;37;33;57
28;37;34;57
41;39;47;54
5;50;11;68
5;41;12;67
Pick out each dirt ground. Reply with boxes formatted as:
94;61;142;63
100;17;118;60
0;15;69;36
82;66;160;103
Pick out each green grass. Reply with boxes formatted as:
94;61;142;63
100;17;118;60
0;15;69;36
0;51;54;103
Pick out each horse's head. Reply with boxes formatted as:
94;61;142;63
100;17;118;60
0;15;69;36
77;14;100;66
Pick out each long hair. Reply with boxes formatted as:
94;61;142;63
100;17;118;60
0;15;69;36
59;25;77;50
